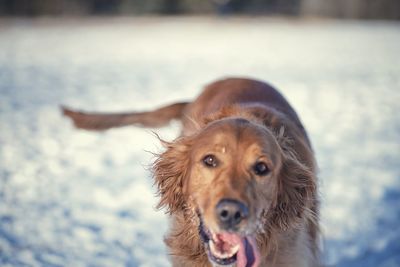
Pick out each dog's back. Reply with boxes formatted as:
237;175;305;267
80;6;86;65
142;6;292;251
181;78;308;140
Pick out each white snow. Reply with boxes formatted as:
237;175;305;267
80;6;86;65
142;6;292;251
0;17;399;267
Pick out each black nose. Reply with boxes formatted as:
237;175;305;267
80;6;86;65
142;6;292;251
216;199;249;230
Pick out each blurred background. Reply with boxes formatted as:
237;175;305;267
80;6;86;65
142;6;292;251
1;1;400;267
0;0;399;19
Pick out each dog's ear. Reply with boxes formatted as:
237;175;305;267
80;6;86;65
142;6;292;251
153;136;193;214
270;149;317;230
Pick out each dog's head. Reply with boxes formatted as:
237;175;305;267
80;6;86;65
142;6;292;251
153;117;316;267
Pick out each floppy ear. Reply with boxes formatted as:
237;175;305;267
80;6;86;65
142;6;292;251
270;152;317;230
152;136;192;214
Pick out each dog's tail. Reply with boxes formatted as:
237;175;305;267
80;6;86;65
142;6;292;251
61;102;189;131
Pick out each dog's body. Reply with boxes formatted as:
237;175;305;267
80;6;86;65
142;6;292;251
63;78;320;267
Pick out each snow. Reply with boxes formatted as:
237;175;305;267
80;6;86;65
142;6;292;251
0;17;399;267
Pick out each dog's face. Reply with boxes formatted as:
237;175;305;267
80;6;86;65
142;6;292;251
188;118;282;266
154;117;315;267
188;118;282;231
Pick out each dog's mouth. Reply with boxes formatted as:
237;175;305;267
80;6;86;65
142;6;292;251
199;217;260;267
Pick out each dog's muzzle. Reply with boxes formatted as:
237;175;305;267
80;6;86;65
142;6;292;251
197;212;260;267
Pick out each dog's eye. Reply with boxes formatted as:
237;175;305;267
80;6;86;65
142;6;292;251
203;154;218;168
254;162;270;176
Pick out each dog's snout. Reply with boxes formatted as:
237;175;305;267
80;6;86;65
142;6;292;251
216;199;249;230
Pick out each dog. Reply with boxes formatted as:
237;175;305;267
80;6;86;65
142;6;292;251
62;77;320;267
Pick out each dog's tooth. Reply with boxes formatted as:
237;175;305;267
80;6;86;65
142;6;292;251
220;252;229;258
228;244;240;257
209;237;241;260
209;241;218;255
212;232;218;242
210;241;239;259
224;245;237;258
210;242;221;258
210;241;226;259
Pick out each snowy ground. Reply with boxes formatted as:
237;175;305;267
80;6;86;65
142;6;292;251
0;17;399;267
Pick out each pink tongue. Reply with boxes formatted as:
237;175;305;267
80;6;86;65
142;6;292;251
217;233;260;267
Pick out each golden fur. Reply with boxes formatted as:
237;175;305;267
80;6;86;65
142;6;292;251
63;78;320;267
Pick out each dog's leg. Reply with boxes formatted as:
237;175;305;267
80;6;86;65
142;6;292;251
61;102;189;130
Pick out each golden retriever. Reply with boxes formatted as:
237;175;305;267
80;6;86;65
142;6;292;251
63;78;320;267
